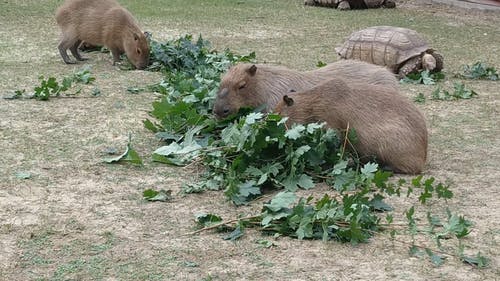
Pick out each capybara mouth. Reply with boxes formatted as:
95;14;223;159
135;61;149;70
213;106;232;120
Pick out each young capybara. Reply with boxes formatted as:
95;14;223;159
274;78;428;174
213;60;398;119
55;0;149;69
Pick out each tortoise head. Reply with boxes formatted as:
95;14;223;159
422;53;436;71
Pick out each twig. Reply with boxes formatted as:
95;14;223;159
185;214;261;235
340;122;350;159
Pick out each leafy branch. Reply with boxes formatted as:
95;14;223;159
8;67;99;100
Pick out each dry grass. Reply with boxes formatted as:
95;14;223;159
0;0;499;280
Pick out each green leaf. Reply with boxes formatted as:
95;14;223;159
436;182;453;199
104;135;143;165
425;248;445;266
143;189;173;202
256;239;277;248
369;194;393;211
361;162;378;177
413;93;426;103
264;191;297;212
222;224;244;241
245;112;263;125
196;213;223;227
3;89;25;100
316;61;327;67
421;70;435;85
409;245;421;256
297;174;315;189
285;124;305;140
238;181;261;197
143;119;160;133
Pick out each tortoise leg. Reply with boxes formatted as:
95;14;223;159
432;52;444;72
398;56;422;78
383;0;396;8
337;1;351;10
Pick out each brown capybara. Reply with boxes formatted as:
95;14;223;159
55;0;149;69
213;60;398;119
274;78;427;174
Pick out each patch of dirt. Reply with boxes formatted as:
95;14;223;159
1;1;499;280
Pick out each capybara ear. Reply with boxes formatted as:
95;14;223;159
247;64;257;76
283;95;294;107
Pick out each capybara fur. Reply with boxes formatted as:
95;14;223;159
213;60;398;119
55;0;149;69
274;78;427;174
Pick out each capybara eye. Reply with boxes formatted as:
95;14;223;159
137;48;141;54
238;82;246;90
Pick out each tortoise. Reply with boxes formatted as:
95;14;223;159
304;0;396;10
335;26;444;78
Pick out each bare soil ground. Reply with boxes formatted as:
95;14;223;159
0;0;499;280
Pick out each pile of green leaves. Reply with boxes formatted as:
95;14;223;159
144;35;487;266
401;70;445;85
459;61;498;80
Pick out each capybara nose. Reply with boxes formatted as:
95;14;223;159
214;106;230;119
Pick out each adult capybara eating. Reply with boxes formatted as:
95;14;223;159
274;77;428;174
55;0;149;69
213;60;398;119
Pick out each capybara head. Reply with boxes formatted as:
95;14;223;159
213;64;266;119
124;31;150;70
274;95;296;121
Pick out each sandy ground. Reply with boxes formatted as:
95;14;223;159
0;0;499;280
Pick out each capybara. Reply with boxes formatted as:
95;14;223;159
213;60;398;119
274;78;427;174
55;0;149;69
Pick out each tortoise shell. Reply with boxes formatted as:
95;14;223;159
335;26;431;72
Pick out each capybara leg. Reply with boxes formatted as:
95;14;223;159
58;33;77;64
58;42;76;64
110;48;122;65
70;40;88;61
337;1;351;9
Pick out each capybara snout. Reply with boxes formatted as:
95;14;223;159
213;88;232;118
